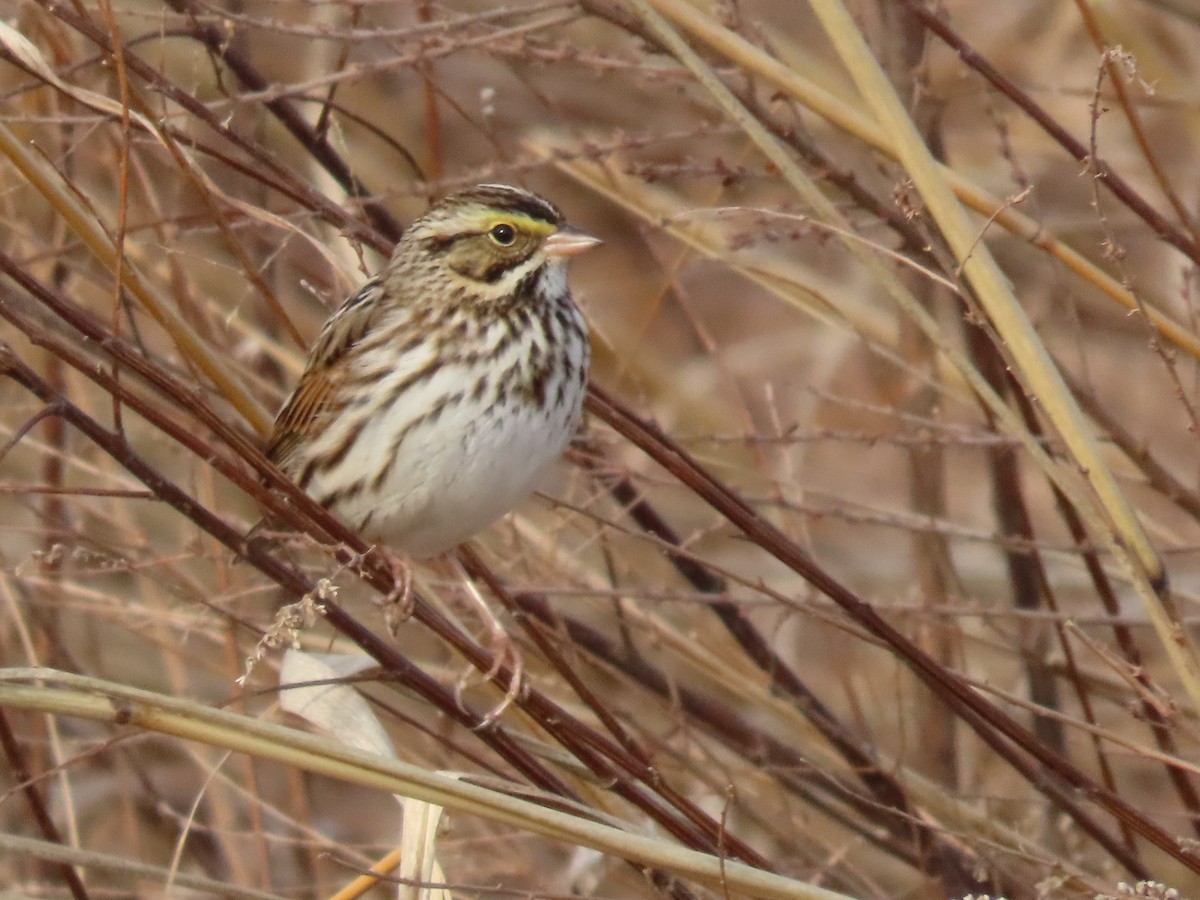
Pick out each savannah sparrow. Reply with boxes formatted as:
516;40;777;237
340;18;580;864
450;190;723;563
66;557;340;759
266;183;599;559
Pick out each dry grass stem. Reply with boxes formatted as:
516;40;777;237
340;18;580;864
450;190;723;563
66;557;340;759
4;2;1200;898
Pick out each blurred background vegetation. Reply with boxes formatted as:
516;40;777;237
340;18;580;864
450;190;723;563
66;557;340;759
3;1;1200;897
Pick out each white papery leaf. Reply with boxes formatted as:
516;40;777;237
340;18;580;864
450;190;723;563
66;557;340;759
279;650;452;899
280;649;393;758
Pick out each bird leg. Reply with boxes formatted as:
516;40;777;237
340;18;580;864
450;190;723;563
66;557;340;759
445;555;523;727
376;549;414;637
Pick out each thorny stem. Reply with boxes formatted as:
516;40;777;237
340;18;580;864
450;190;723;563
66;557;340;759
584;385;1187;878
893;0;1200;268
0;710;90;900
0;303;771;878
9;0;1200;888
0;253;992;889
580;455;988;893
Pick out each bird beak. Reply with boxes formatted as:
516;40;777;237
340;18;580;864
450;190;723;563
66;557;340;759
544;226;602;258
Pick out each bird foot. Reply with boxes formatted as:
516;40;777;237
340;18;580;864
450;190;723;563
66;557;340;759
460;623;524;730
378;553;414;636
448;571;524;728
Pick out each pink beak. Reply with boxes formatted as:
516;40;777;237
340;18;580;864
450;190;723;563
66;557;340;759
544;226;602;258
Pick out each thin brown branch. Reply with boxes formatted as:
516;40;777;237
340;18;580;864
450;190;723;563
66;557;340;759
0;710;90;900
894;0;1200;268
584;384;1182;878
0;271;780;877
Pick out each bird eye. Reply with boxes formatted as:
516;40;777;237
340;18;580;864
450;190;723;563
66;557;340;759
489;223;516;246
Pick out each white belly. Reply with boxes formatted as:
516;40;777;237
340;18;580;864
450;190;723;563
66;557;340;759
336;384;581;556
302;300;588;557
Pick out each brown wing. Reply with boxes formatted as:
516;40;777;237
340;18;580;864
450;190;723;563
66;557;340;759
266;278;387;471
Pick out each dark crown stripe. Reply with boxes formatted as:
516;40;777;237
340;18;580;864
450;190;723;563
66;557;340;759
454;184;562;225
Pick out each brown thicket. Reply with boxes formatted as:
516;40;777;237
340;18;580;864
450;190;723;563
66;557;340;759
2;2;1200;898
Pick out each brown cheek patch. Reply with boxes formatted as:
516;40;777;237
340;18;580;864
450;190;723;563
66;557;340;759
453;236;536;284
443;239;489;280
479;257;517;283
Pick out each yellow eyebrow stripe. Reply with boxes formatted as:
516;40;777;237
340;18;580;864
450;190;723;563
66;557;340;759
476;211;557;237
